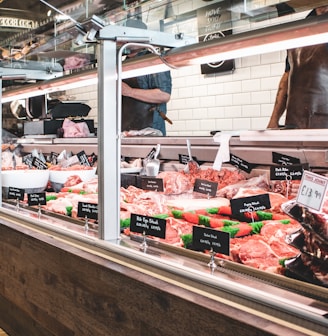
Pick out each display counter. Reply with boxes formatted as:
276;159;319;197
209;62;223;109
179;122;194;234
1;134;328;335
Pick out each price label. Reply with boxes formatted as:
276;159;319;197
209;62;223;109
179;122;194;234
272;152;300;165
229;153;256;173
230;194;271;219
192;225;230;255
77;202;98;220
28;192;46;206
77;150;91;166
296;170;328;212
130;214;166;239
141;177;164;192
8;187;25;201
270;165;304;181
193;179;218;197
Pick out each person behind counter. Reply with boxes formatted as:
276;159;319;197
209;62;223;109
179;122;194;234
267;5;328;129
121;19;172;136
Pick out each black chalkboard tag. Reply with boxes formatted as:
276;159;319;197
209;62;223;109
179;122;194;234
77;202;98;220
77;150;91;166
130;213;166;239
270;164;304;181
179;153;198;165
32;157;48;170
141;177;164;192
230;194;271;217
193;179;218;197
229;153;256;173
193;226;230;256
272;152;300;165
8;187;25;201
28;192;46;206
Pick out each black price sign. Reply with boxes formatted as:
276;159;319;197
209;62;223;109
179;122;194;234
272;152;300;165
229;154;256;173
193;226;230;255
296;170;328;212
141;177;164;192
77;150;91;166
77;202;98;220
32;157;48;170
8;187;25;201
130;213;166;239
178;154;198;165
28;192;46;206
230;194;271;217
270;165;304;181
194;179;218;197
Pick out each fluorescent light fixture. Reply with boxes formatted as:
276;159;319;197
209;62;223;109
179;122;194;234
239;129;328;142
1;74;97;103
190;32;328;65
3;14;328;101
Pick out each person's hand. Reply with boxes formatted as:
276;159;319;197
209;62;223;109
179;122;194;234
122;82;134;97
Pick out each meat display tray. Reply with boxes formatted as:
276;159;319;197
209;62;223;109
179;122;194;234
129;233;328;302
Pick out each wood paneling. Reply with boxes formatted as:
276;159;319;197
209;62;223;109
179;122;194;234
0;219;307;336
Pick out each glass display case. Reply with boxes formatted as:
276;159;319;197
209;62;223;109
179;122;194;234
1;1;328;335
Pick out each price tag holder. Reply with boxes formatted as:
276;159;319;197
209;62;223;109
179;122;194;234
8;187;25;201
192;226;230;256
28;192;46;206
193;179;218;197
77;202;98;220
141;177;164;192
229;153;256;173
272;152;300;165
230;194;271;218
77;150;91;166
296;170;328;212
270;164;305;181
130;213;166;239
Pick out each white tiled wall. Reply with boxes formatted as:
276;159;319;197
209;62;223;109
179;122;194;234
66;3;310;136
166;50;286;136
67;51;286;136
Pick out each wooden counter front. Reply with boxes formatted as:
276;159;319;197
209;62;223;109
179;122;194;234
0;218;312;336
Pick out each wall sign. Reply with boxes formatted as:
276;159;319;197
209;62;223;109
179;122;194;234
0;17;37;29
197;1;234;75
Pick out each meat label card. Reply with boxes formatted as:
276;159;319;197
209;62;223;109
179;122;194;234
272;152;300;165
193;226;230;255
77;150;91;166
230;194;271;217
77;202;98;220
141;177;164;192
32;157;48;170
28;192;46;206
193;179;218;197
130;214;166;239
270;165;304;181
296;170;328;212
229;153;256;173
178;154;198;165
8;187;25;201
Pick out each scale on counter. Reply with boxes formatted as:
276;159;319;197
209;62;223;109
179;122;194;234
22;97;94;136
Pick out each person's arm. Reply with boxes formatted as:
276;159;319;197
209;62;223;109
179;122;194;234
122;81;171;104
267;71;289;128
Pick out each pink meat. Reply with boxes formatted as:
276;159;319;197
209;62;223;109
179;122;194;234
238;239;281;271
